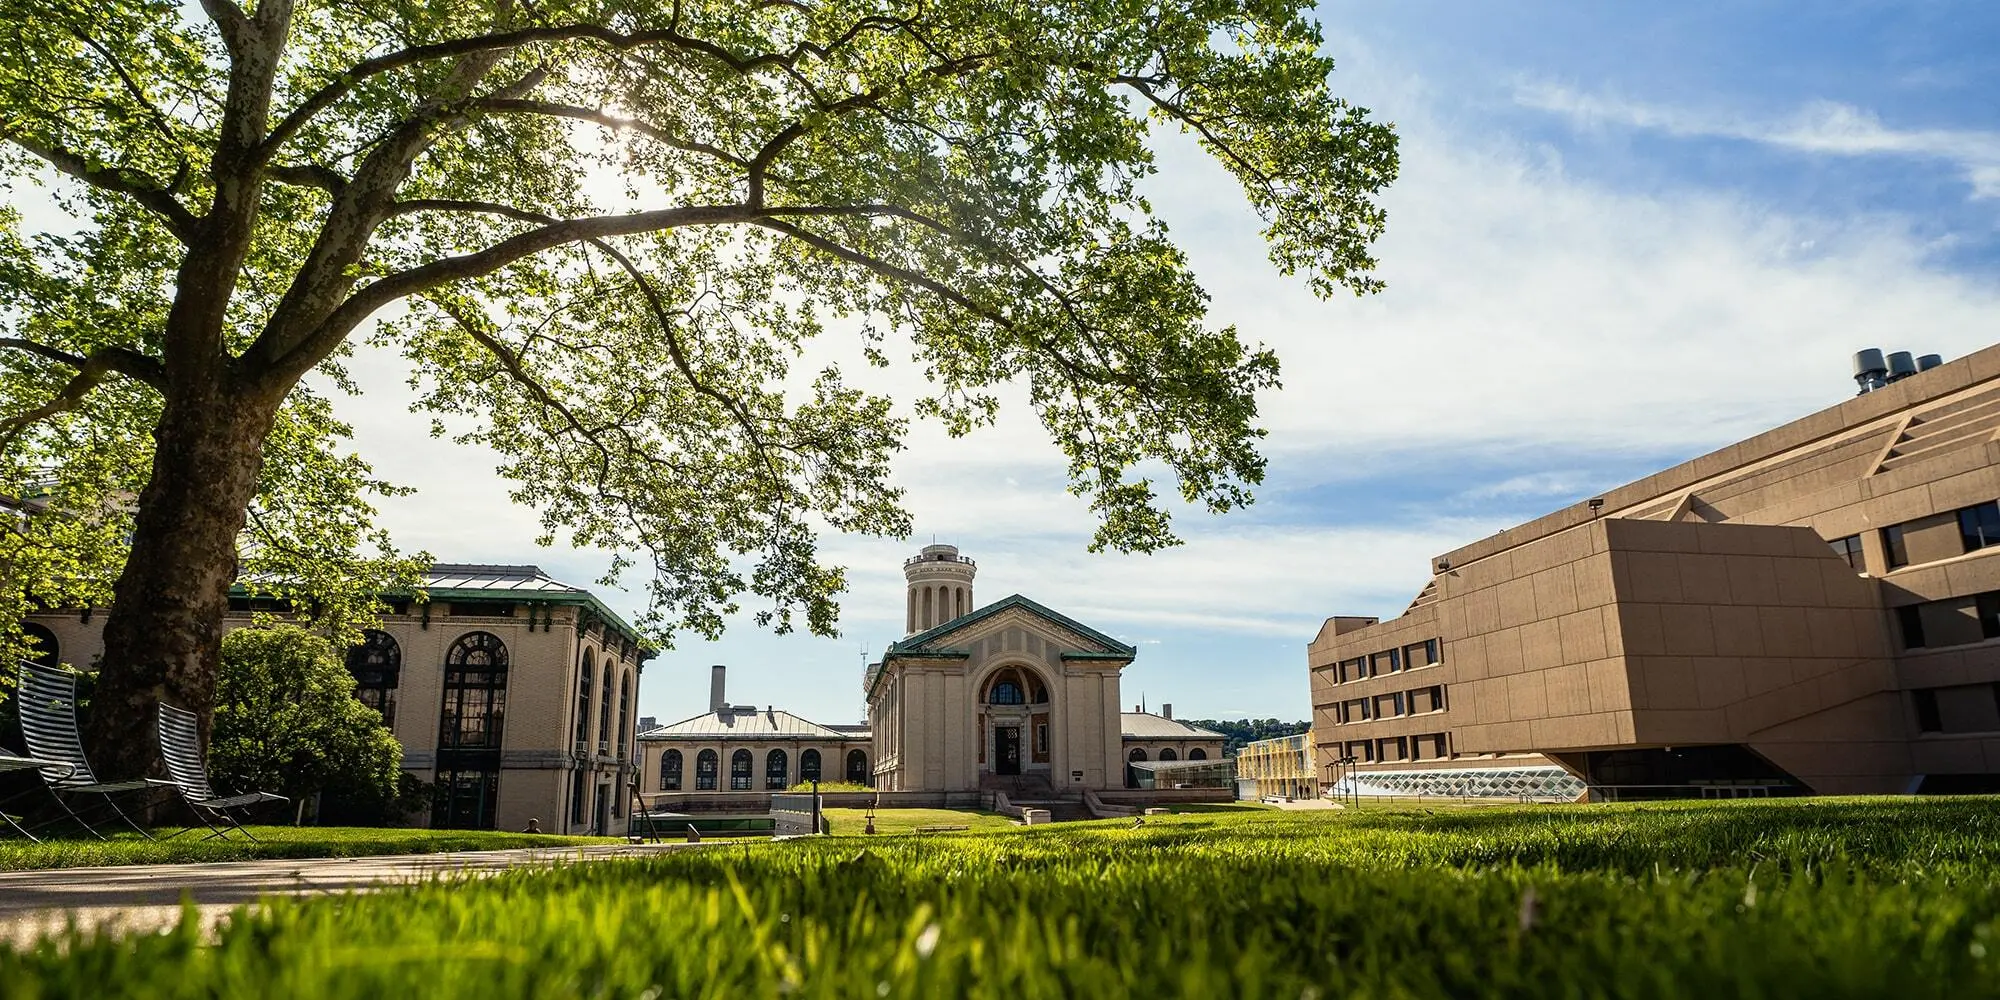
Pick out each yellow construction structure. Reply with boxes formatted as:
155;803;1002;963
1234;732;1318;801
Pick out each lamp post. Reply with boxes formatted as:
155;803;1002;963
1337;756;1359;808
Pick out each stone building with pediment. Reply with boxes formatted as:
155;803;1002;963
864;544;1141;794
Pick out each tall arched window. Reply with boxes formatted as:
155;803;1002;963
801;749;822;782
437;632;507;750
434;632;508;829
730;748;754;790
695;749;719;790
1159;748;1178;761
1189;748;1208;760
616;672;632;760
345;629;401;727
765;749;789;789
597;657;615;754
661;749;683;790
573;655;594;752
20;623;58;669
845;749;868;784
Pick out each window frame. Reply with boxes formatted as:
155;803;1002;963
661;749;683;791
1827;534;1864;570
1883;524;1910;569
1960;501;2000;555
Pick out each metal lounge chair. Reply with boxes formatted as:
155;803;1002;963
18;662;176;839
0;752;71;842
156;702;286;841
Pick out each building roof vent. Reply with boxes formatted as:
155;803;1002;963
1918;353;1944;372
1853;349;1888;394
1887;351;1918;381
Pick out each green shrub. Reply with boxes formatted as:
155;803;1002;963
213;626;408;823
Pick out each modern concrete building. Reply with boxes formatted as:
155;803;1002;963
1311;343;2000;799
635;664;872;802
24;564;648;833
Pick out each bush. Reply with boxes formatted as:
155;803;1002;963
212;626;408;824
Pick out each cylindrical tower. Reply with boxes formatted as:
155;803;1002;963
904;543;976;634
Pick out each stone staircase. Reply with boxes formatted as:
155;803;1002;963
1011;799;1092;823
979;772;1056;798
978;773;1092;822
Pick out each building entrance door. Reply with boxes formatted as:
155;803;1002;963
996;727;1022;775
595;783;611;834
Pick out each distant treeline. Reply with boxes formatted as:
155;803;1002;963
1182;718;1310;757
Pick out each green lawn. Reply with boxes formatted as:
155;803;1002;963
10;799;2000;996
820;807;1018;836
0;826;616;872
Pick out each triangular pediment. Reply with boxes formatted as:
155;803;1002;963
888;594;1135;659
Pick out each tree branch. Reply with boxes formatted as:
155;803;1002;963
471;99;747;167
1115;75;1280;203
197;0;252;55
1;134;198;239
0;346;163;454
66;25;187;160
266;162;349;193
259;16;946;164
338;198;788;492
0;339;167;390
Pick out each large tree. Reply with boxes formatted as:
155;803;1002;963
0;0;1396;777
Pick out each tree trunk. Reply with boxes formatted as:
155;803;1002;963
85;385;280;780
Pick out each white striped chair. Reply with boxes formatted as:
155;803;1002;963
157;703;286;841
18;663;176;839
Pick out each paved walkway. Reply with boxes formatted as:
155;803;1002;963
0;842;698;944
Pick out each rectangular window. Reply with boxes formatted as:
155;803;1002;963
1961;501;2000;554
1883;525;1910;569
1409;685;1446;714
1371;649;1401;675
1827;534;1864;570
1036;723;1049;755
1897;604;1927;649
1339;657;1366;683
1913;689;1943;733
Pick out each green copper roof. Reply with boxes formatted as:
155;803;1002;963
887;593;1137;658
868;594;1136;700
232;563;648;647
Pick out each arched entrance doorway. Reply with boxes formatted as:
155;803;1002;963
981;666;1050;780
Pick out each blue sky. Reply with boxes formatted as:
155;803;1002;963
30;3;1991;728
337;1;2000;728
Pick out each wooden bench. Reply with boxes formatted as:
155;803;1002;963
915;824;970;833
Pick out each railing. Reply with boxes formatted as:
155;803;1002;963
1587;783;1789;802
770;791;825;836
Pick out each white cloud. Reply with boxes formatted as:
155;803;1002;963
230;44;2000;721
1513;81;2000;198
1455;471;1603;503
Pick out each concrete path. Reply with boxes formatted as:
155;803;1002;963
0;842;700;945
